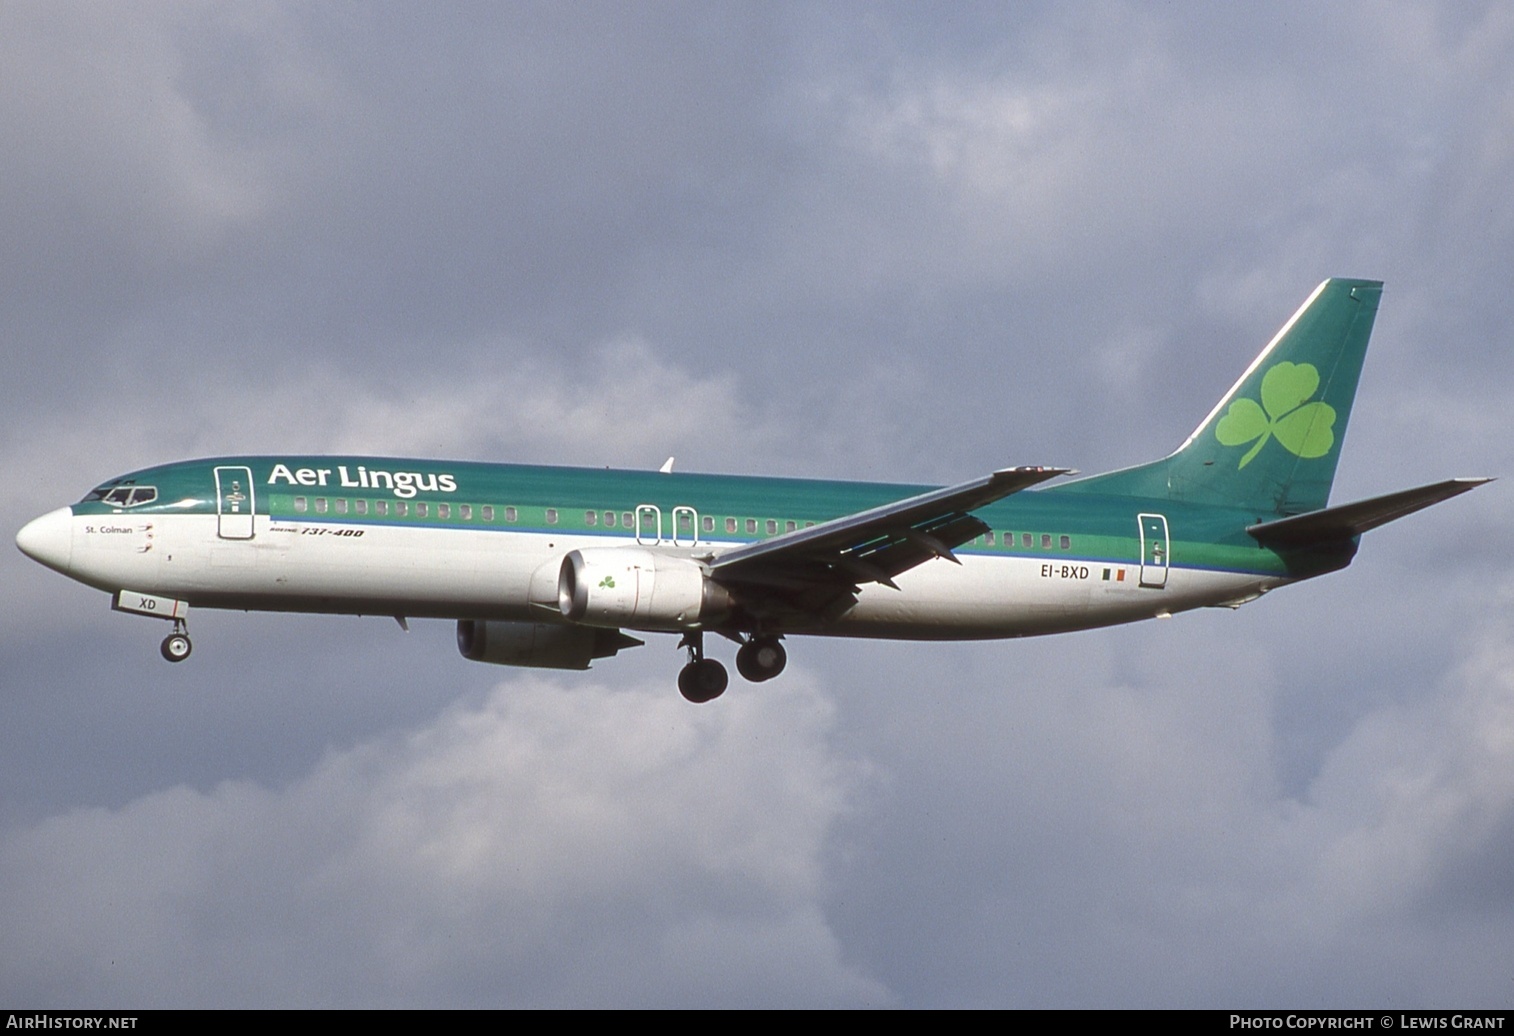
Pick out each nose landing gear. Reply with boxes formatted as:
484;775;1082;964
160;619;192;663
112;591;194;663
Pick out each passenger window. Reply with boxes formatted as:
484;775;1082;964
459;503;471;520
481;505;494;522
636;505;660;543
546;509;558;525
294;497;307;513
703;516;714;533
785;521;796;533
505;506;517;522
622;512;633;528
585;511;597;526
605;511;616;528
416;502;427;518
314;498;328;514
765;519;777;535
985;531;995;546
375;500;387;516
1041;533;1052;549
1060;535;1070;550
1022;533;1033;548
726;517;737;534
354;499;368;515
438;503;449;519
746;518;757;535
335;499;348;515
396;502;408;517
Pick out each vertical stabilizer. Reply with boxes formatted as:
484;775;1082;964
1056;278;1382;515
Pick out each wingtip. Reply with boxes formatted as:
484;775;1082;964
993;465;1077;480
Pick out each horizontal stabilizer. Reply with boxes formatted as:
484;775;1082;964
1247;478;1492;546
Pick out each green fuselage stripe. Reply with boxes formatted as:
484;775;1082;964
77;456;1303;579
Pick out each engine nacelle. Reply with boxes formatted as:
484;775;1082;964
558;548;732;630
456;620;642;670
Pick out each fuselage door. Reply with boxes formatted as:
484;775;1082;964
1137;513;1168;588
635;504;661;546
215;466;256;540
672;506;698;547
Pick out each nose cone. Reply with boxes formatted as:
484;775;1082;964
16;507;74;573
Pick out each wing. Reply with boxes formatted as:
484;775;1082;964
707;466;1071;626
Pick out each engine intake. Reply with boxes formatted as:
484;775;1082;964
558;548;732;630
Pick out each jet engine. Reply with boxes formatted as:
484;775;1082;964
456;619;642;670
558;548;732;630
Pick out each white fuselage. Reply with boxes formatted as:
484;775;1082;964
38;508;1280;641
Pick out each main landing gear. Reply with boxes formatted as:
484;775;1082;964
676;632;787;703
160;619;192;663
677;631;728;703
735;636;786;683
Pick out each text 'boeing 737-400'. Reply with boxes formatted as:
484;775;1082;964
17;279;1491;701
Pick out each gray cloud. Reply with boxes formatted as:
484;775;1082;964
0;674;884;1007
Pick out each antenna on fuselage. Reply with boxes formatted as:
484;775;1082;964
659;457;675;474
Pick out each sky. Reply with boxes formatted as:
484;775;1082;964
2;0;1513;1008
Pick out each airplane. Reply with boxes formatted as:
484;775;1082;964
15;279;1491;702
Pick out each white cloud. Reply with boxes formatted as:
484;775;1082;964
0;671;886;1007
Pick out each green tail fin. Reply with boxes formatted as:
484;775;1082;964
1056;278;1382;515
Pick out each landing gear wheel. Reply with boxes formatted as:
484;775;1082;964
678;658;729;703
735;637;787;683
160;632;192;663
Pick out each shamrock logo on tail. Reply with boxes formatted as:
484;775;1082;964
1214;362;1336;469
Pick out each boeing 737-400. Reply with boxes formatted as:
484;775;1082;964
16;279;1490;701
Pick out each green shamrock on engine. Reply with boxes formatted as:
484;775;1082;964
1214;361;1336;469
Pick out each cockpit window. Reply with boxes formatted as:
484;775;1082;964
85;485;157;508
